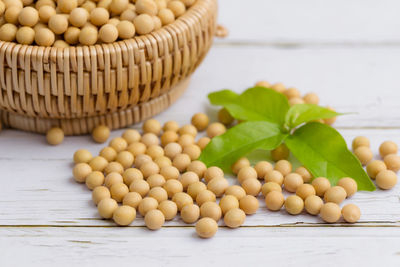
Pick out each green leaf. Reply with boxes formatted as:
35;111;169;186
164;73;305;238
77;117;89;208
208;89;239;105
285;122;375;191
285;104;340;129
208;87;290;125
199;121;287;172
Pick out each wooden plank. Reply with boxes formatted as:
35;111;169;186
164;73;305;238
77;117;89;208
218;0;400;44
187;46;400;128
0;128;398;226
2;45;400;137
0;44;399;226
1;227;400;266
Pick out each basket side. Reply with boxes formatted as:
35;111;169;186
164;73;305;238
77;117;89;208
0;77;190;135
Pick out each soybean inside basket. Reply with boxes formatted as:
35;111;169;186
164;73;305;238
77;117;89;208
0;0;218;135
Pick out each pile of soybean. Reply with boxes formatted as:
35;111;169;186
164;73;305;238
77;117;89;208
68;81;400;238
0;0;195;47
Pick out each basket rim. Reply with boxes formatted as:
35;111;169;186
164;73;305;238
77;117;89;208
0;0;214;52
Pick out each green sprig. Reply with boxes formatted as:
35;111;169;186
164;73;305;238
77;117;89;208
200;87;375;191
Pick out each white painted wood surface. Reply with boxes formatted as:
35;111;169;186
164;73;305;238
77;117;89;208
1;0;400;266
2;227;400;267
217;0;400;43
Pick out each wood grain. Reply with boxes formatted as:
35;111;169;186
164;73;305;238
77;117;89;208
171;46;400;128
1;227;400;266
0;45;399;227
218;0;400;44
0;128;398;227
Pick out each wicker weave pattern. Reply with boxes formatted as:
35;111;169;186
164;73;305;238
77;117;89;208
0;0;217;135
1;77;189;135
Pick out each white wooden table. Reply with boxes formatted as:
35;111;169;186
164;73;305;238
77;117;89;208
1;1;400;266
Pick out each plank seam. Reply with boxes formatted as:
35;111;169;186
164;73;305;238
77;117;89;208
0;223;399;228
215;41;400;49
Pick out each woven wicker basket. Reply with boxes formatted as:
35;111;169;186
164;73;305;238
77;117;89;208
0;0;218;135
